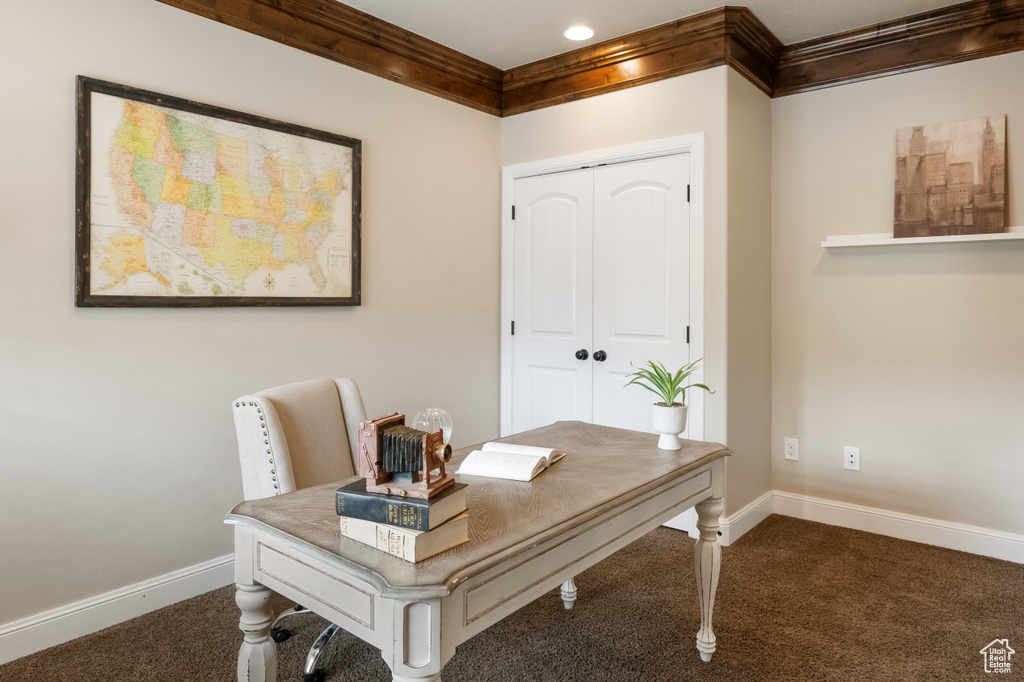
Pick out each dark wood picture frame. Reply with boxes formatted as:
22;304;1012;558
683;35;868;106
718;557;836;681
76;76;361;307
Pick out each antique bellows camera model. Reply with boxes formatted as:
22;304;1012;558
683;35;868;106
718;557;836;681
357;413;454;499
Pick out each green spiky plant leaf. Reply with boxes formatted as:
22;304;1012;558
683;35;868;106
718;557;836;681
624;358;713;406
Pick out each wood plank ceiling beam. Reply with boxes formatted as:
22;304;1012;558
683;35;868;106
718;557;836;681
155;0;1024;116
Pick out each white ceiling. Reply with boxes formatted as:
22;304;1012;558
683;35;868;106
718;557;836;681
339;0;959;70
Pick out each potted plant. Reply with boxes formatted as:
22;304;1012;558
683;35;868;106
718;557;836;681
625;358;713;450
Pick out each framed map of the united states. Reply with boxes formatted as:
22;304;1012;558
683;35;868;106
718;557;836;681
76;76;361;307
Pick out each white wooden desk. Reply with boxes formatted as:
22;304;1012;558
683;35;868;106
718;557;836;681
227;421;730;681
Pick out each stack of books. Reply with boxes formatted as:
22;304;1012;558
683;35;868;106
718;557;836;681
335;479;469;562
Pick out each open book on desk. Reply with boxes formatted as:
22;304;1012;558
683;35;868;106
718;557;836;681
455;442;566;481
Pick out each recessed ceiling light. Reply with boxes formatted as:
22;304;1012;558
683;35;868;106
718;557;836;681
563;26;595;41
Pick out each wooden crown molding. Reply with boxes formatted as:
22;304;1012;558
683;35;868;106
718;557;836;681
158;0;1024;114
501;7;782;117
155;0;503;115
775;0;1024;97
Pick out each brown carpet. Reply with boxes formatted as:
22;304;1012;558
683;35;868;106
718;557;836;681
3;515;1022;681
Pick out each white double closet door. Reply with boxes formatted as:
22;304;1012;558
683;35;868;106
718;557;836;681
511;154;692;435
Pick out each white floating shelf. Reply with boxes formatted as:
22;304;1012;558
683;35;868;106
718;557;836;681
822;226;1024;248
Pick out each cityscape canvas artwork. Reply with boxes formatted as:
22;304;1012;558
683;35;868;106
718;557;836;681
893;115;1005;238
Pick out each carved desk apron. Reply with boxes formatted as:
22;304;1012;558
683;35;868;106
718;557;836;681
227;421;730;682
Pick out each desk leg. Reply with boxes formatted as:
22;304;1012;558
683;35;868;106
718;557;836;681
385;598;447;682
693;495;722;663
236;583;277;682
560;578;578;610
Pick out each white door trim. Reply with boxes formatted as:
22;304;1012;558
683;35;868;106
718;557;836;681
501;134;707;438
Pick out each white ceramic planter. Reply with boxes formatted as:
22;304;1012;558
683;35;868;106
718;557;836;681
652;403;688;450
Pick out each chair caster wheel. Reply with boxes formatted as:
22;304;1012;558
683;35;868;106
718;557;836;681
270;627;291;643
303;670;325;682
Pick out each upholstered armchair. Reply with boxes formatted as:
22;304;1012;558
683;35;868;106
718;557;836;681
232;378;367;682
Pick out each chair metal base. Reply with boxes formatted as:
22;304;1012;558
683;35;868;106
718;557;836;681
303;623;340;681
268;603;340;681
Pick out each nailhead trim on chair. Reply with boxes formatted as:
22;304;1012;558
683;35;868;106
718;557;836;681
237;400;279;493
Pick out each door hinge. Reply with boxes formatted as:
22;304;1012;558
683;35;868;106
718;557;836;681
511;321;515;335
511;205;516;220
686;325;690;344
687;185;690;203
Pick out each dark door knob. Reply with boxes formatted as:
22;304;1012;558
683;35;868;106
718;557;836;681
593;350;607;362
575;349;589;360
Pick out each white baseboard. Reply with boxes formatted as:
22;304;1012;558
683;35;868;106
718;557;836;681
720;491;775;546
661;491;774;544
668;489;1024;565
662;508;697;536
774;491;1024;564
0;554;234;665
4;491;1021;666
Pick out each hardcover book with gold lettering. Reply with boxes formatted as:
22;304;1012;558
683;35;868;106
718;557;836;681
335;479;468;531
339;512;469;563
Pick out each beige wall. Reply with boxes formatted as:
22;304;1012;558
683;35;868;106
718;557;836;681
502;67;775;516
725;70;774;513
771;51;1024;533
0;0;501;625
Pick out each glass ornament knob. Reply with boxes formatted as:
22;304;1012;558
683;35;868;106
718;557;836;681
412;408;453;444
